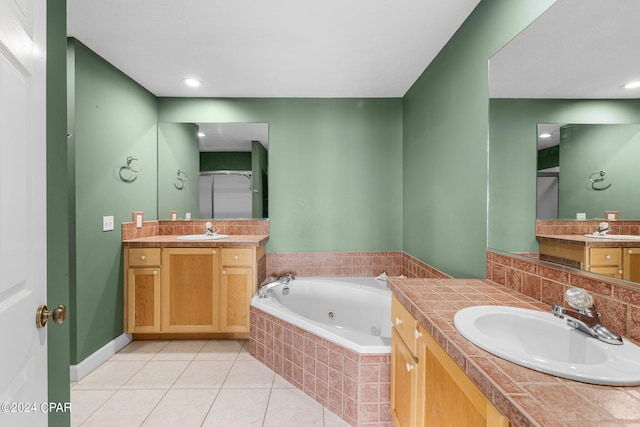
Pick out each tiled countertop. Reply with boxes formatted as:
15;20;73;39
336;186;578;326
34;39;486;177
122;234;269;248
387;278;640;427
537;234;640;248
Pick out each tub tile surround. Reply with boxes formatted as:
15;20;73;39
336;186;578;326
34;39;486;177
388;277;640;427
250;308;393;427
487;250;640;346
266;251;451;280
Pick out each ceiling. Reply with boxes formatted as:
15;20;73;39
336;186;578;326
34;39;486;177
67;0;480;98
197;122;268;152
490;0;640;99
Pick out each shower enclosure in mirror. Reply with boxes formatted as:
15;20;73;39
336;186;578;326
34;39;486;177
158;122;268;220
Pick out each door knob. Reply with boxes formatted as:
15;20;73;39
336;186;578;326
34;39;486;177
36;304;67;329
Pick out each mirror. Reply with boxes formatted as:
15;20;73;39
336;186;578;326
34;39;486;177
537;123;640;220
488;0;640;284
158;122;269;220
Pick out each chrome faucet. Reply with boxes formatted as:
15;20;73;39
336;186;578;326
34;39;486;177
258;274;295;298
552;287;622;345
593;221;613;236
204;222;215;235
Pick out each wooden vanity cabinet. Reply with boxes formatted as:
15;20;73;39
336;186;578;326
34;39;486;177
125;248;161;333
162;248;219;333
219;248;255;333
391;295;511;427
124;244;263;337
587;247;623;278
623;248;640;282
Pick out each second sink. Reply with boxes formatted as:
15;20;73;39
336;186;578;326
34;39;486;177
454;305;640;385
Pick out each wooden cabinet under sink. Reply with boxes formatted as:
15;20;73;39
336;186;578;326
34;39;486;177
124;244;264;338
391;295;511;427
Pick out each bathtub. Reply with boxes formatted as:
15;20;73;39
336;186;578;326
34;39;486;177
249;276;393;426
250;276;392;354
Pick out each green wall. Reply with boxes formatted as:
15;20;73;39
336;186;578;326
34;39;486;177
402;0;555;278
48;0;70;425
67;39;158;363
158;122;199;219
159;98;404;253
559;124;640;219
488;98;640;254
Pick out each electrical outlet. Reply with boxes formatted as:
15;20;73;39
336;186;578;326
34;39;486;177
102;215;114;231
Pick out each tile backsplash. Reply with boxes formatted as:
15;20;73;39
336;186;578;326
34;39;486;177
487;250;640;346
536;219;640;236
122;219;269;240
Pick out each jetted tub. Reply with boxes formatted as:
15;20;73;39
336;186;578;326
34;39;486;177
250;276;392;354
249;276;393;425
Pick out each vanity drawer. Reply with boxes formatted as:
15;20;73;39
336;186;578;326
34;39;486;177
392;295;419;357
128;248;161;267
221;248;253;266
589;248;622;266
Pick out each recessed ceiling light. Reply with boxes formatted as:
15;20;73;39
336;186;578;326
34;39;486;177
622;81;640;89
539;133;552;138
197;132;205;137
183;78;202;87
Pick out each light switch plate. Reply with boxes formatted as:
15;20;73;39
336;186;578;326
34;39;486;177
103;215;114;231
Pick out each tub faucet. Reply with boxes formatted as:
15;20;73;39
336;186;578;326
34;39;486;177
258;274;295;298
551;288;622;345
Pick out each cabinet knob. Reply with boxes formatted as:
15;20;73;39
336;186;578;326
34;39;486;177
140;255;146;260
153;270;158;275
395;317;402;326
234;255;239;260
405;362;414;372
605;254;611;260
415;329;422;339
212;249;217;254
618;269;623;275
222;270;226;275
629;249;634;255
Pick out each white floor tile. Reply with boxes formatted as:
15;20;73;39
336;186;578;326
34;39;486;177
236;341;254;360
142;388;219;427
152;340;207;361
70;389;115;426
202;388;270;427
123;360;189;389
323;407;353;427
263;388;324;427
110;340;169;361
195;339;244;361
223;360;275;388
173;360;233;388
272;373;296;389
73;361;145;390
80;389;166;427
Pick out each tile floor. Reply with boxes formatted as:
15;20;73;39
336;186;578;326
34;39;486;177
71;340;351;427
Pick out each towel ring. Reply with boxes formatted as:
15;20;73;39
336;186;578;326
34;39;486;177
119;156;142;182
174;169;188;190
589;170;611;191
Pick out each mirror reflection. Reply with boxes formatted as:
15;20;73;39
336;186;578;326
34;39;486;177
158;122;269;220
488;0;640;285
537;123;640;220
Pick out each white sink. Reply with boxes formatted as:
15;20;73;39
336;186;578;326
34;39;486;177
586;234;640;241
454;305;640;385
177;234;229;241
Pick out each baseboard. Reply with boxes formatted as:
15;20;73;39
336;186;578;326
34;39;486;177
70;333;132;381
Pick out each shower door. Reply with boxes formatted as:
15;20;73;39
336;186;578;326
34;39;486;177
199;172;252;219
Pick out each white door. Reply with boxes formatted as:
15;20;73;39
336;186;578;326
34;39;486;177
0;0;49;425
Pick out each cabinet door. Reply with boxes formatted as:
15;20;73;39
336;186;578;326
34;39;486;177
623;247;640;282
126;267;161;333
162;248;219;333
391;328;419;427
420;327;509;427
219;267;252;333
